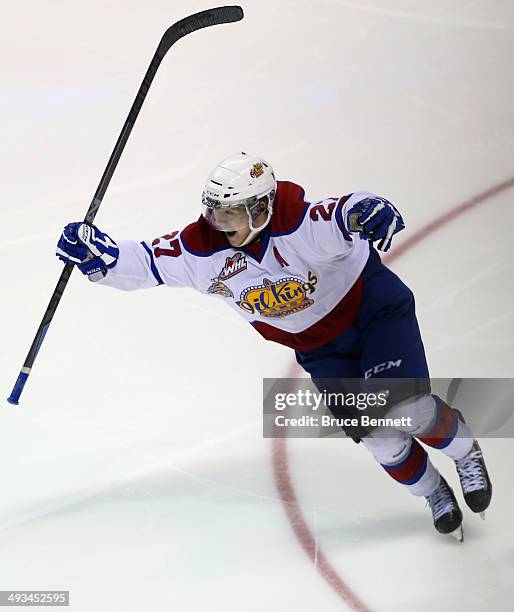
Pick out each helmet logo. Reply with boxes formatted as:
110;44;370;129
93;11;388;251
250;163;264;179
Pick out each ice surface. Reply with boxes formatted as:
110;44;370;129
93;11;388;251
1;1;513;610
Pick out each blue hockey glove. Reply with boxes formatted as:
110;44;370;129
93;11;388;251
346;197;405;252
56;222;119;280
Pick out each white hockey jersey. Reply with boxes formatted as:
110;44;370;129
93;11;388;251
99;181;376;351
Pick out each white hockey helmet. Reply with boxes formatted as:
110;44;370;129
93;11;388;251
201;152;276;239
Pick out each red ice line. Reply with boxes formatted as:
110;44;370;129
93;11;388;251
271;175;514;611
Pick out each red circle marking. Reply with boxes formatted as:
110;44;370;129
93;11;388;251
272;176;514;611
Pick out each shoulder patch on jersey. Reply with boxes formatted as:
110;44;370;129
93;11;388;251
180;216;232;257
271;181;310;237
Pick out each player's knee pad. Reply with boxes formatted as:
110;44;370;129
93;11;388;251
361;432;411;465
386;393;438;435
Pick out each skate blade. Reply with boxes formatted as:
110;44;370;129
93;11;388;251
449;525;464;542
479;512;486;520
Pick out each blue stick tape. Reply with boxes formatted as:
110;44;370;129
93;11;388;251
7;371;29;405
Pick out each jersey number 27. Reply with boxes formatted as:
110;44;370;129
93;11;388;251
152;232;182;258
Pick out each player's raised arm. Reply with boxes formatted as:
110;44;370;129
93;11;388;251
298;190;405;259
56;222;192;291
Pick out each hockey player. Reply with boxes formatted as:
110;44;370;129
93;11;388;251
56;152;492;539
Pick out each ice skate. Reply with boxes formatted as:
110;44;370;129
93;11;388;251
426;476;463;541
455;440;492;516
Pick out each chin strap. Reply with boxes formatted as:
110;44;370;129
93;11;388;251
236;207;273;247
236;196;275;247
237;228;262;247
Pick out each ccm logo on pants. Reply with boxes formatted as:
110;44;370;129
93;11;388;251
365;359;402;379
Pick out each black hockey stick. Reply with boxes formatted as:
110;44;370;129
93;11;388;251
8;6;244;405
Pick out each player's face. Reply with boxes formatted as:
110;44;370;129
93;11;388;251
224;209;267;246
203;197;269;247
211;206;248;232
